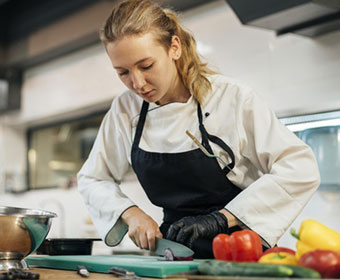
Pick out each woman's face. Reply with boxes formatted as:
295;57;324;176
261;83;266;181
106;32;182;105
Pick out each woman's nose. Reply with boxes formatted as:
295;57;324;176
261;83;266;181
131;71;146;90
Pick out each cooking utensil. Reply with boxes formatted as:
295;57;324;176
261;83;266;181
0;268;40;279
36;238;101;255
109;266;143;279
153;238;194;258
0;206;57;270
77;265;90;277
186;130;235;175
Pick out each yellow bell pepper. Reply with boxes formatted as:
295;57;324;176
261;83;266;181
258;252;298;265
290;219;340;260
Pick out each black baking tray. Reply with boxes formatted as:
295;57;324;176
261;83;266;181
36;238;101;255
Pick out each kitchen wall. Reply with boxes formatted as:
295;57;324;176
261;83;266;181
1;0;340;250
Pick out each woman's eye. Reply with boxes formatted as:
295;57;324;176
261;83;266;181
142;64;153;70
118;71;128;76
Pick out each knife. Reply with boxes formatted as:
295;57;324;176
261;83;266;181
109;267;143;279
153;238;194;258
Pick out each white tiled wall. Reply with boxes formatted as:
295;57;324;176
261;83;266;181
1;0;340;251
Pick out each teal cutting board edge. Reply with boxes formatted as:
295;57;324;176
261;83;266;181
25;254;200;278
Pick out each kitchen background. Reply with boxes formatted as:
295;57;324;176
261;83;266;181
1;0;340;253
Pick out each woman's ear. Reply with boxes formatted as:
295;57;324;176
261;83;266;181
169;35;182;60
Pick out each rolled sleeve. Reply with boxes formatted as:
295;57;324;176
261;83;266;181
77;174;135;246
226;90;320;247
77;100;136;246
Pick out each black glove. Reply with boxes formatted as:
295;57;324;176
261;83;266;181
166;211;229;248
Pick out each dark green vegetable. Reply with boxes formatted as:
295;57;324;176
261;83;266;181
198;260;294;278
284;265;321;279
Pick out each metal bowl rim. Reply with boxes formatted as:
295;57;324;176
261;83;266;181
0;206;57;218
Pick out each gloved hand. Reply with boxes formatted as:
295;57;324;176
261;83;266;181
166;211;229;248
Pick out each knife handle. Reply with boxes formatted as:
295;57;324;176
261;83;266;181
109;267;136;277
77;265;90;277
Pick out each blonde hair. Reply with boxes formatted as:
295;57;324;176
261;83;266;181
100;0;216;104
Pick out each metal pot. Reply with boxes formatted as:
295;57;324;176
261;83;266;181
0;206;57;270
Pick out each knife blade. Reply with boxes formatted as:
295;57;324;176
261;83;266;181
153;238;194;258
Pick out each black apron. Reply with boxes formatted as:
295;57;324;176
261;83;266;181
131;100;242;258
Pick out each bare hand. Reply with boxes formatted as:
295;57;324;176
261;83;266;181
121;206;162;250
219;208;239;227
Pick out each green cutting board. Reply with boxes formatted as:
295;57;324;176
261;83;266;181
26;255;200;278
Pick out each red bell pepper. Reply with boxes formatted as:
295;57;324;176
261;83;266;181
213;229;263;262
212;233;232;261
299;250;340;279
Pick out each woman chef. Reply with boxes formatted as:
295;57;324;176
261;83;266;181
77;0;320;258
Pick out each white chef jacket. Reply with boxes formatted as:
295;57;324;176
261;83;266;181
77;74;320;248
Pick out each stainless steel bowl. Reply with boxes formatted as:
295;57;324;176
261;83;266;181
0;206;57;270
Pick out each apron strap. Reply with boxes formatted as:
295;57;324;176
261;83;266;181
197;103;212;151
206;133;235;172
132;101;149;149
197;102;235;174
134;100;235;174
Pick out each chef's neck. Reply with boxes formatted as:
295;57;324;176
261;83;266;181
156;75;191;105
